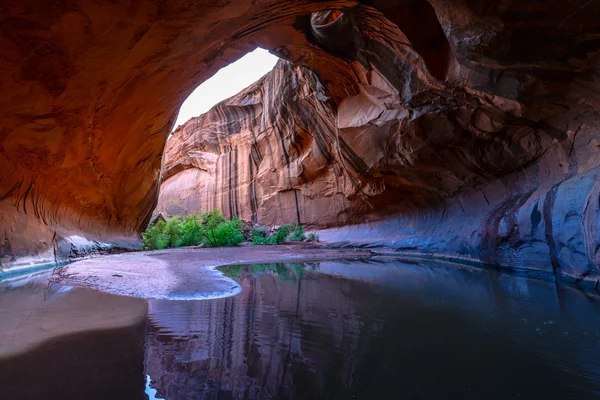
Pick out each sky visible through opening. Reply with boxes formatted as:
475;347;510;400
173;48;279;130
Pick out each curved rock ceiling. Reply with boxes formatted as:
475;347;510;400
1;0;600;285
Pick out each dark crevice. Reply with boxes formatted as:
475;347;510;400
543;184;563;281
367;0;456;80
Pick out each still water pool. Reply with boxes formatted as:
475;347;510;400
1;258;600;399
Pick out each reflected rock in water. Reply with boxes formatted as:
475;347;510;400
146;263;364;399
145;260;600;399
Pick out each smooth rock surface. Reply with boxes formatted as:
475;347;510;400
2;0;600;282
157;3;600;283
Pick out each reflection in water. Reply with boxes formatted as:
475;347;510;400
0;272;148;400
1;260;600;399
145;260;600;399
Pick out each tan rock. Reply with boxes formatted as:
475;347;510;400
1;0;600;282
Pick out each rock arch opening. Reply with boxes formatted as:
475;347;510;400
155;4;464;229
1;0;599;284
172;48;279;130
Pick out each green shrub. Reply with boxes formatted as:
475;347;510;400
252;223;296;245
142;220;170;250
204;218;245;247
251;228;267;245
178;214;204;247
289;224;306;242
143;214;311;250
273;223;295;243
142;209;244;250
200;209;227;229
163;216;183;247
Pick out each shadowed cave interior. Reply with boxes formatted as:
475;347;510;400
1;0;600;286
2;2;600;398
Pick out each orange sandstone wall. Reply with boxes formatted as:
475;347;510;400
157;4;600;285
2;0;600;283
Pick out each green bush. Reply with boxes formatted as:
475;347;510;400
142;220;170;250
142;209;244;250
289;224;306;242
163;216;183;247
251;228;268;245
178;215;204;247
252;223;297;245
274;223;295;243
204;217;244;247
142;213;312;250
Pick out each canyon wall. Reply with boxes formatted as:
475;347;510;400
2;0;600;282
0;0;421;269
158;4;600;286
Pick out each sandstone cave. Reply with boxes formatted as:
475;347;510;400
1;1;600;399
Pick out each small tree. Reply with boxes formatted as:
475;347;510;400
202;210;244;247
142;220;170;250
178;214;204;247
163;216;183;247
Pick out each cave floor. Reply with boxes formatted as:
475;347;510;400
52;244;374;300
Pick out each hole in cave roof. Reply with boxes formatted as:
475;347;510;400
172;48;279;131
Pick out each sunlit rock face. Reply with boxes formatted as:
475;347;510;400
157;60;343;225
158;2;600;284
2;0;600;282
0;0;401;268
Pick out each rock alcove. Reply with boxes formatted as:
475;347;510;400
1;0;600;286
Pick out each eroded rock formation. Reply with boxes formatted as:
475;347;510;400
158;3;600;285
2;0;600;284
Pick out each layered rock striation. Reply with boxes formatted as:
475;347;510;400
1;0;600;284
158;3;600;285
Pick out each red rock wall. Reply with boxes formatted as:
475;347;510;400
0;0;404;268
158;3;600;285
2;0;600;282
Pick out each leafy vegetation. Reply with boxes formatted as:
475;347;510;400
251;229;270;245
204;214;245;247
273;223;295;243
252;223;304;245
142;209;244;250
289;224;306;242
143;211;317;250
179;214;204;247
141;220;170;250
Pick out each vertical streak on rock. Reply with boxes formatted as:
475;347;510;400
228;148;233;219
248;154;257;223
214;151;220;213
294;190;301;225
543;184;562;281
274;101;302;224
234;147;239;218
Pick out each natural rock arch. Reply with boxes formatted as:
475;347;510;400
1;0;600;285
0;0;449;266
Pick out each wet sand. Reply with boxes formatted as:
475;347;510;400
52;244;373;299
